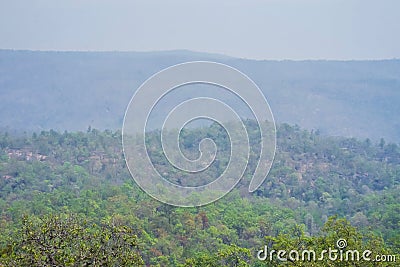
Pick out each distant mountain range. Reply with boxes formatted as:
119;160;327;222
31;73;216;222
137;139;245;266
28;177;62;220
0;49;399;142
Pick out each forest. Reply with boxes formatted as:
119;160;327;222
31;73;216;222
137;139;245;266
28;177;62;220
0;122;399;266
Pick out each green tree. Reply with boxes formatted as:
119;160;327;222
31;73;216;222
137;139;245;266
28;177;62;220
0;214;144;266
263;216;398;266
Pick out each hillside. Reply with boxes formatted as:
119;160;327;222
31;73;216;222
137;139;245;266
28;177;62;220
1;50;399;142
0;125;399;265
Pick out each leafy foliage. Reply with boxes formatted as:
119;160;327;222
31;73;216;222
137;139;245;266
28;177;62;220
0;123;399;265
1;214;143;266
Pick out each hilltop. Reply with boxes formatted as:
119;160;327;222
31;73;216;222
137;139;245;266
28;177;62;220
0;50;399;142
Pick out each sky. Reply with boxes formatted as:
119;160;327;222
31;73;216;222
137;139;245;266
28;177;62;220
0;0;399;60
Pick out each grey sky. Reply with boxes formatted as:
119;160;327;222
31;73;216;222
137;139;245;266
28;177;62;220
0;0;399;60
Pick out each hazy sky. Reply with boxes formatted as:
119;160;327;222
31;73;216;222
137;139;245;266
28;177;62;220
1;0;399;60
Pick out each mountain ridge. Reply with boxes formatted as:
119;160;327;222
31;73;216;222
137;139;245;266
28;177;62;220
1;49;399;142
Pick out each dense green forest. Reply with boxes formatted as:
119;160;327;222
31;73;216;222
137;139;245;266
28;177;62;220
0;123;399;266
